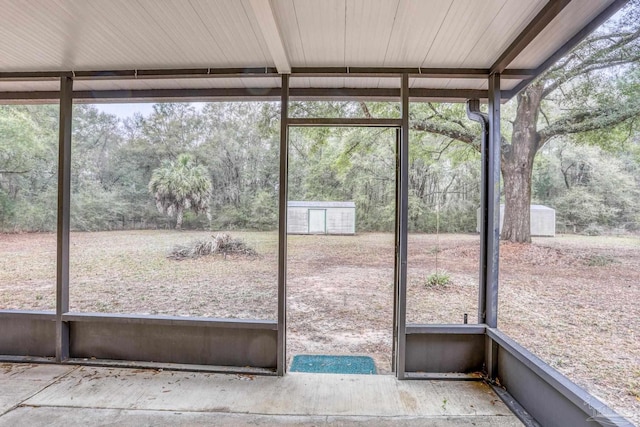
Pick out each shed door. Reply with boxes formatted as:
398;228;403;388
308;209;326;234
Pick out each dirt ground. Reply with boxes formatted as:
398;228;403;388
0;230;638;423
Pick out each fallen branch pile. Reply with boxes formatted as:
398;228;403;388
168;233;257;260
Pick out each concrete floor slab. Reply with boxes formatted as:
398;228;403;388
0;364;523;426
0;363;76;415
0;407;523;427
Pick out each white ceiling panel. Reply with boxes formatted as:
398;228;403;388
73;77;281;92
290;76;400;89
241;0;282;69
172;78;239;90
410;78;449;89
239;77;281;89
290;0;346;66
345;0;399;66
509;0;614;69
461;0;547;67
420;0;508;67
410;78;518;91
290;77;344;88
372;78;400;89
271;0;348;67
75;80;117;92
188;0;272;67
411;78;486;90
0;1;73;71
0;0;623;99
383;0;454;67
55;74;522;93
149;78;215;90
0;80;59;92
0;0;273;71
73;80;131;91
499;79;520;91
269;0;307;65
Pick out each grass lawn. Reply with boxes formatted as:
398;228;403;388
1;230;638;424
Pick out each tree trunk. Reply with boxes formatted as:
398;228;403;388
501;163;534;243
175;206;184;230
500;83;543;243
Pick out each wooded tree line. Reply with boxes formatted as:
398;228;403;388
2;2;640;240
1;97;638;234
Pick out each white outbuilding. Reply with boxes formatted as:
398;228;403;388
477;204;556;237
287;201;356;235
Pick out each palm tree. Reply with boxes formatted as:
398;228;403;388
149;153;212;230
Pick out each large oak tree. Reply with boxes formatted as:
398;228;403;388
410;2;640;243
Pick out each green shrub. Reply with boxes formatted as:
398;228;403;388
581;223;604;236
425;272;452;287
0;190;15;230
584;254;616;267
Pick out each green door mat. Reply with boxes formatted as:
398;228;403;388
290;355;377;374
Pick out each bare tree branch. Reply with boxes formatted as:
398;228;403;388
427;103;469;130
541;27;640;97
0;170;30;174
358;101;372;119
538;98;640;142
410;119;477;147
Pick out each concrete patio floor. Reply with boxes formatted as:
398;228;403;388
0;363;522;426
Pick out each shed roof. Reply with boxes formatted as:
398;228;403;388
0;0;627;103
530;205;555;211
288;201;356;209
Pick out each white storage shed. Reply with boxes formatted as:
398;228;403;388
477;204;556;237
287;201;356;235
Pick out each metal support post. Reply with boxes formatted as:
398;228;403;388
56;76;73;362
486;73;501;329
465;100;489;325
485;72;502;379
392;128;400;373
395;73;409;379
277;74;289;376
465;73;501;380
